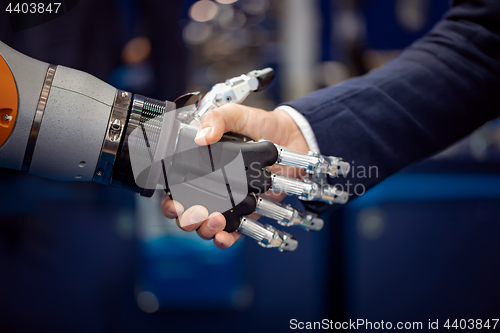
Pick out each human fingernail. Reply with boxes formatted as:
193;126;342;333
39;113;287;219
195;127;212;144
208;216;223;231
168;201;184;216
167;205;177;216
214;235;224;247
189;207;208;224
179;207;207;228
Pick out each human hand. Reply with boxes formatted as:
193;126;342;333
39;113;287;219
161;103;309;249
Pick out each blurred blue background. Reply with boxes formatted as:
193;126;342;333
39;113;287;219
1;0;500;332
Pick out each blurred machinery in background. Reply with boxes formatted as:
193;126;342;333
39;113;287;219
182;0;280;108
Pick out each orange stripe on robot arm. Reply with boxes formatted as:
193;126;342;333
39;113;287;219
0;54;18;147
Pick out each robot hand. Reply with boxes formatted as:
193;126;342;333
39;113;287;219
158;69;351;252
0;40;349;251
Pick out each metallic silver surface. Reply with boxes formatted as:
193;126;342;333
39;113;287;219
271;173;349;205
142;99;177;196
238;217;298;252
295;212;324;231
271;173;317;199
255;196;324;231
275;145;320;173
255;196;294;222
21;64;57;172
323;156;351;177
109;95;146;193
185;73;259;124
93;89;132;185
318;183;349;204
129;95;145;129
275;144;350;177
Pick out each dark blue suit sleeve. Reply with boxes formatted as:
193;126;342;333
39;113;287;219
286;0;500;201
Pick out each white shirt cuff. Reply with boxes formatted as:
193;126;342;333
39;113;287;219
275;105;321;153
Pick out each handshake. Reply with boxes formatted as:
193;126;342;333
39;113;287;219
134;69;350;251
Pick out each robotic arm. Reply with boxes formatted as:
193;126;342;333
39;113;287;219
0;40;350;251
